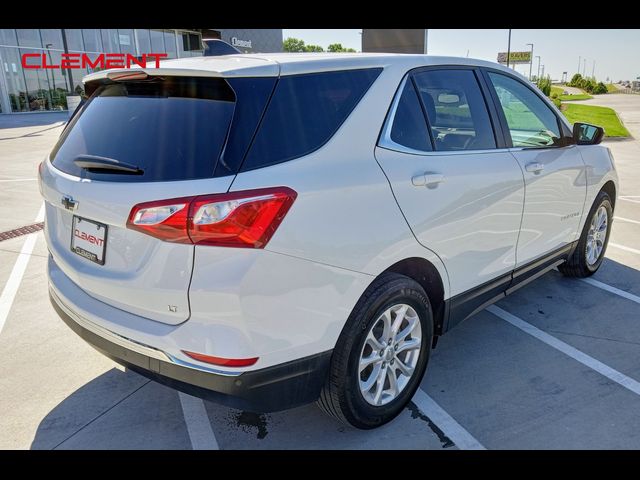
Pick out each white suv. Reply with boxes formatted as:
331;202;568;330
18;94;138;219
40;53;618;429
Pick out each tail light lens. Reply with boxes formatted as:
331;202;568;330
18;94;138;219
127;187;296;248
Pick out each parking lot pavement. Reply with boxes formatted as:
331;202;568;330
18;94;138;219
0;106;639;450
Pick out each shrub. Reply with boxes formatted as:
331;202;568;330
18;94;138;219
592;82;608;95
569;73;583;87
537;76;552;96
551;92;558;99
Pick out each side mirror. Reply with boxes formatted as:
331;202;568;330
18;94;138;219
573;122;604;145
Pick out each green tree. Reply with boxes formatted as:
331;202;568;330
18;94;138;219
283;37;306;52
568;73;583;87
304;44;324;52
327;43;356;53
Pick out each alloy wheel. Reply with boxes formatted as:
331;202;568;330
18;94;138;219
358;303;422;406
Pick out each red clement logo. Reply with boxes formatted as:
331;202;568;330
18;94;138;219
74;229;104;247
21;53;168;70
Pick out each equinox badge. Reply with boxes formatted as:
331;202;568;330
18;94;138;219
61;195;78;211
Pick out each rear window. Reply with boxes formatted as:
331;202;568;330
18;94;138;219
241;68;382;172
50;77;236;182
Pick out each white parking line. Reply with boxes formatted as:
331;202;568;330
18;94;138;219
580;277;640;306
620;197;640;204
411;389;486;450
178;392;220;450
615;216;640;226
0;178;36;183
0;203;44;335
609;243;640;255
487;305;640;396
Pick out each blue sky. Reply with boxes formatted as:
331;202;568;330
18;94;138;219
283;29;640;82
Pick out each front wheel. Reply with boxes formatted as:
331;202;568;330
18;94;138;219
559;190;613;278
317;273;433;429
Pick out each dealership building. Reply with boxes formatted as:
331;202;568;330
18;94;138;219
0;29;282;114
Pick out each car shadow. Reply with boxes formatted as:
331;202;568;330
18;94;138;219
29;367;153;450
29;363;447;450
0;112;68;133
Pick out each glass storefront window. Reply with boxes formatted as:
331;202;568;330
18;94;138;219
16;30;42;48
0;29;18;46
64;29;84;51
164;30;177;58
150;29;165;52
178;31;202;58
136;29;151;54
101;29;120;53
69;68;87;97
117;29;136;55
1;46;28;112
20;48;53;111
1;27;206;113
82;29;103;52
40;29;64;50
45;50;70;110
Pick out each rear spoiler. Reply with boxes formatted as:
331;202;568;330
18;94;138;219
82;57;280;95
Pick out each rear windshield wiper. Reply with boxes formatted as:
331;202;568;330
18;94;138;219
74;155;144;175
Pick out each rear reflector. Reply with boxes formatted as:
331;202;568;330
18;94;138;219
127;187;296;248
182;350;259;367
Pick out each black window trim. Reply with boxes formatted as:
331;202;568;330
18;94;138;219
378;65;509;155
377;75;434;155
479;67;574;150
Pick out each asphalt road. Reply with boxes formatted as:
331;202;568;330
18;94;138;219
0;99;639;449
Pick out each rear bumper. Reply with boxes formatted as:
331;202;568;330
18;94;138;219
49;289;332;412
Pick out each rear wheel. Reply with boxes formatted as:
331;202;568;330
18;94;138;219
318;273;433;429
559;190;613;278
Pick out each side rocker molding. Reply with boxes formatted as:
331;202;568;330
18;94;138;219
444;241;578;332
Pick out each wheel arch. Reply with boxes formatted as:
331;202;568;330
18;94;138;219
601;180;616;209
380;257;446;335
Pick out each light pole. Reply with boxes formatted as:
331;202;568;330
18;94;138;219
526;43;534;81
592;60;596;79
506;29;512;68
536;55;541;81
578;56;581;75
583;58;587;76
541;65;545;79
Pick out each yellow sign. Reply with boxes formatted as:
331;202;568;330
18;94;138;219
497;51;532;64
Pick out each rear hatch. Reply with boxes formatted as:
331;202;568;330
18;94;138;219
40;73;276;325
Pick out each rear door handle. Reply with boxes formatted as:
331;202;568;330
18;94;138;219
412;173;445;188
525;162;545;174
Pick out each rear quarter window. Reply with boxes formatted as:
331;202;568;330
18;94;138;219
241;68;382;172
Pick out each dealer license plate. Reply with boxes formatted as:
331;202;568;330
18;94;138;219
70;215;107;265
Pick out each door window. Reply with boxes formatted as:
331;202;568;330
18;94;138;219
412;69;496;151
487;72;562;148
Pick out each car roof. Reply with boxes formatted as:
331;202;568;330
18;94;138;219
83;52;523;84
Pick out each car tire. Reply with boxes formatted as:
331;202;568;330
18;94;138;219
317;272;433;429
559;190;613;278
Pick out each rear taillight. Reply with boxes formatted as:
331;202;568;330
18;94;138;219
126;187;297;248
